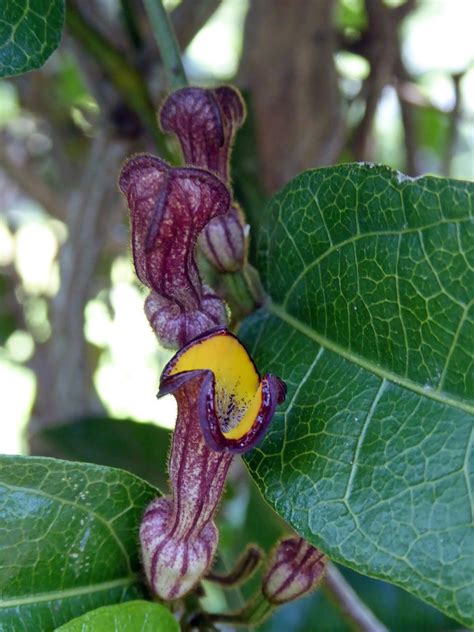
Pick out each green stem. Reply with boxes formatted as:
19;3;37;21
223;270;256;321
120;0;143;50
142;0;188;90
193;592;274;627
222;263;266;326
66;2;173;160
323;563;389;632
206;545;262;586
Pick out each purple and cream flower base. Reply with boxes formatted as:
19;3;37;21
139;328;285;600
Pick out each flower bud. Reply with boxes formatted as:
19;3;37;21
160;86;245;182
160;86;247;272
119;154;231;348
262;536;326;605
198;205;246;272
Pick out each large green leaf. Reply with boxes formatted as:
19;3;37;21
0;0;64;78
33;417;171;490
219;474;459;632
240;164;474;626
54;601;178;632
0;456;158;631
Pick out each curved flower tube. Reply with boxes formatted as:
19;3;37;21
140;373;229;601
160;86;245;182
140;328;286;600
262;536;327;605
160;86;247;271
119;154;231;347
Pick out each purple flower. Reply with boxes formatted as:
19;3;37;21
140;328;286;600
120;88;286;603
262;536;327;605
160;86;247;272
119;155;231;348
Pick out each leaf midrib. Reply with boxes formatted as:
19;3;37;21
268;301;474;415
0;575;139;608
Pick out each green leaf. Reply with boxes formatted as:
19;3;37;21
0;456;158;631
0;0;64;78
240;164;474;626
33;417;171;490
54;601;178;632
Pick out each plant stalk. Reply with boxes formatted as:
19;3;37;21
142;0;188;90
323;563;389;632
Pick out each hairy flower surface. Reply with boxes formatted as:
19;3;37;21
119;154;231;347
160;86;247;271
140;328;286;600
262;536;327;604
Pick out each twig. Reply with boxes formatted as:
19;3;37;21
351;0;416;161
142;0;188;90
120;0;143;51
323;563;389;632
206;545;262;586
442;72;463;177
398;91;417;175
395;59;419;176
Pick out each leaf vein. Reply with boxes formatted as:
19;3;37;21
267;302;474;414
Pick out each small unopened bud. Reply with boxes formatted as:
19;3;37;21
262;536;326;605
198;205;246;272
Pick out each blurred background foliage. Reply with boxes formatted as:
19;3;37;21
0;0;472;629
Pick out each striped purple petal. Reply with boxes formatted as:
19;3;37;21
119;154;231;347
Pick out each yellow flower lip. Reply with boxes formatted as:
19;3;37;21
159;327;286;453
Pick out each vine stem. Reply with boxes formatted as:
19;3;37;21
143;0;189;90
66;2;173;160
323;563;389;632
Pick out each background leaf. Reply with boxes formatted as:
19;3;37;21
240;164;474;626
33;417;171;490
0;0;64;78
54;600;178;632
0;456;157;631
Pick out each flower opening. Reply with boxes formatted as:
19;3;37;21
160;327;286;453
